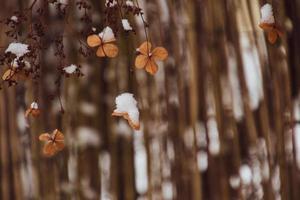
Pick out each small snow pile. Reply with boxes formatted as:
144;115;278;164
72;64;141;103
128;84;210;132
260;4;275;24
63;64;77;74
105;0;117;7
10;16;18;22
125;0;134;7
31;102;39;109
112;93;140;130
122;19;133;31
99;26;115;42
5;42;30;58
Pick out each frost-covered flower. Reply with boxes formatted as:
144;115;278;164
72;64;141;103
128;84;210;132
87;26;118;58
259;4;283;44
112;93;140;130
25;102;40;118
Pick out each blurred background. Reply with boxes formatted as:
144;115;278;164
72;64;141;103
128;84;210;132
1;0;300;199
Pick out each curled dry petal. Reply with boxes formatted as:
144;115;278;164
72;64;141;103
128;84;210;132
268;30;278;44
2;69;16;81
112;112;140;130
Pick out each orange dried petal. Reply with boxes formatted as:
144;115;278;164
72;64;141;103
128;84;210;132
39;133;51;141
259;23;274;31
152;47;168;61
96;43;118;58
112;112;140;130
145;59;158;75
138;41;152;55
31;109;40;117
53;129;64;141
54;141;65;151
43;141;56;156
87;34;102;47
268;30;278;44
2;69;16;81
135;54;149;69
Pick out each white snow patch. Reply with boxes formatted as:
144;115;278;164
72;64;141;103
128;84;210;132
260;4;275;24
10;16;18;22
63;64;77;74
113;93;139;125
99;26;115;42
30;102;38;109
122;19;133;31
5;42;30;58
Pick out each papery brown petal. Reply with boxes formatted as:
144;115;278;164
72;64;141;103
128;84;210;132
39;133;51;141
43;141;56;157
54;141;65;151
87;34;102;47
138;41;152;55
268;30;278;44
152;47;168;61
96;43;118;58
135;55;148;69
145;60;158;75
2;69;16;81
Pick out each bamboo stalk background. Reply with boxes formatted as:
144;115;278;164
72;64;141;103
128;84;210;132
1;0;300;199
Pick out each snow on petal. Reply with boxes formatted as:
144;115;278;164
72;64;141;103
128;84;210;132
63;64;77;74
113;93;140;125
122;19;133;31
5;42;30;58
99;26;115;42
30;102;39;109
260;4;275;24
